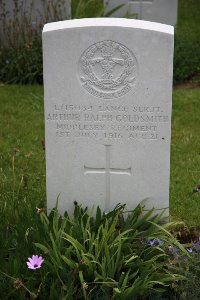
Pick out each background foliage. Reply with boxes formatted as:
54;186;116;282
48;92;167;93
173;0;200;84
0;0;199;84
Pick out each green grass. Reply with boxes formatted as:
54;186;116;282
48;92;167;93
170;87;200;226
0;84;200;228
0;84;46;229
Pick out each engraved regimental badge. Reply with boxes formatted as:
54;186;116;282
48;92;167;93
79;40;138;99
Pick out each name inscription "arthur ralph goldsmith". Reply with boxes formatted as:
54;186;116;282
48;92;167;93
46;104;169;141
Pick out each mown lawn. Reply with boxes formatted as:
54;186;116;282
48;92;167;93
170;87;200;226
0;84;45;230
0;84;200;227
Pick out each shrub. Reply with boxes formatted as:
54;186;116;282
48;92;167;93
173;34;200;84
0;40;43;84
173;0;200;84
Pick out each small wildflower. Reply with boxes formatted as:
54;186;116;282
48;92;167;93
14;278;22;289
166;245;180;260
185;240;200;254
36;207;45;214
74;201;78;205
82;282;88;290
194;183;200;192
79;259;86;265
193;240;200;251
26;255;44;270
167;245;180;253
147;240;155;246
187;248;193;253
147;238;164;247
168;245;173;251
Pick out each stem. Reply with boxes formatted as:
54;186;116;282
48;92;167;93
12;155;15;204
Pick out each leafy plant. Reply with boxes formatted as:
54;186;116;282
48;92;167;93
0;40;43;84
173;35;200;84
24;203;187;299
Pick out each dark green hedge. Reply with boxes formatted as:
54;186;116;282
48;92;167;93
173;36;200;84
0;41;43;84
173;0;200;83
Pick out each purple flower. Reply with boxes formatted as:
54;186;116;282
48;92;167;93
193;240;200;249
187;248;193;253
147;240;155;246
147;239;164;247
26;255;44;270
187;241;200;253
194;183;200;192
168;245;180;253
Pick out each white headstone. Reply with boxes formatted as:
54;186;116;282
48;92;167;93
104;0;178;26
43;18;174;215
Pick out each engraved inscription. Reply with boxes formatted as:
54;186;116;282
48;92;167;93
84;145;131;211
47;103;169;142
79;40;138;99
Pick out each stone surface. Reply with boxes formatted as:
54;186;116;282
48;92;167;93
104;0;178;26
43;18;174;215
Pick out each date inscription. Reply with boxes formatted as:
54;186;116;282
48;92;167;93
46;104;169;141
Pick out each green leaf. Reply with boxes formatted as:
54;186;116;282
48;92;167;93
121;270;130;290
79;271;87;300
125;254;138;264
113;287;121;294
34;242;49;254
95;206;102;226
104;4;125;17
62;233;85;262
49;231;62;266
61;255;77;269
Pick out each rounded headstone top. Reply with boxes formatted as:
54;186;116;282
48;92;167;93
43;18;174;35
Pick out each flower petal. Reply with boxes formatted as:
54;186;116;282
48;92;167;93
28;257;34;265
27;262;35;269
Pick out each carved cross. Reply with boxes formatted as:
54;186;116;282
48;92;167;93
84;145;131;211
